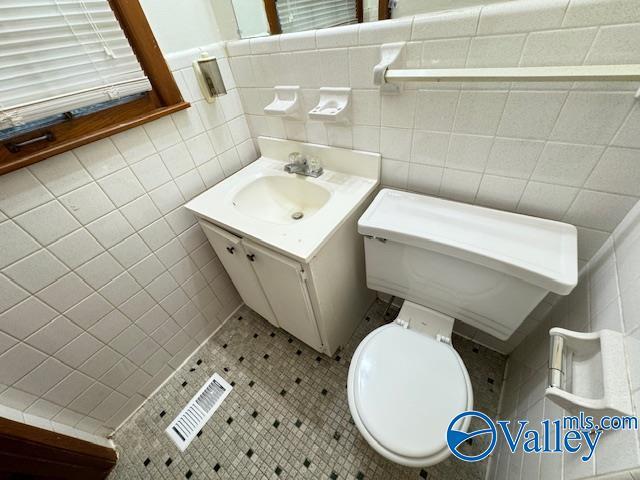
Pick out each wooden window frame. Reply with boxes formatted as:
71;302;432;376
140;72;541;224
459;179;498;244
0;0;189;176
263;0;364;35
378;0;390;20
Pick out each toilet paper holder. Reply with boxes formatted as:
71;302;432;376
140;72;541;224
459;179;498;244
545;327;635;418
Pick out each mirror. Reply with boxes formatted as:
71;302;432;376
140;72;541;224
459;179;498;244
230;0;515;39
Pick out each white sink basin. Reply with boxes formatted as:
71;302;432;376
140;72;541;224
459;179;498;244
232;175;331;224
185;137;380;262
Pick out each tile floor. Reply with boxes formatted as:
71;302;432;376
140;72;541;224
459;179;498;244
108;300;506;480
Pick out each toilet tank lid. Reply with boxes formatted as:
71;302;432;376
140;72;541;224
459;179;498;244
358;189;578;295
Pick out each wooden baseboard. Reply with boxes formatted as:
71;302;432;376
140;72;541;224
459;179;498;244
0;417;117;480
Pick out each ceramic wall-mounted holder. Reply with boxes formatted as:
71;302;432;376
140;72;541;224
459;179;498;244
545;327;636;419
308;87;351;123
264;86;302;120
373;42;405;95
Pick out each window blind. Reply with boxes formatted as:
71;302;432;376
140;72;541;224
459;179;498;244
0;0;152;130
275;0;358;34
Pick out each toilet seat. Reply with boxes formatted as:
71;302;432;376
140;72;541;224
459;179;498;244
347;322;473;467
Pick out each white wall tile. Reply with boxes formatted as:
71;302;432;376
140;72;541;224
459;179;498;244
74;139;126;180
59;183;115;225
414;90;459;132
585;147;640;196
119;195;162;231
551;92;634;145
280;30;316;51
478;0;568;34
520;27;597;66
75;252;124;290
143;116;182;151
26;317;82;355
412;6;480;40
518;181;578;220
37;273;92;313
381;91;417;128
421;38;470;68
531;142;604;187
476;175;527;211
86;211;135;250
453;91;508;135
380;127;412;161
407;164;443;195
88;311;130;345
98;168;145;208
440;169;481;203
411;131;449;166
172;107;205;141
498;91;567;140
0;297;57;340
48;229;104;270
358;18;411;45
348;46;380;88
29;152;92;197
14;201;80;246
563;0;640;28
446;134;494;172
565;190;637;231
15;358;71;397
318;48;350;87
110;127;156;165
316;24;359;48
3;250;69;294
159;143;196;179
0;221;39;270
148;182;185;215
467;34;526;67
0;169;53;218
64;293;112;330
485;138;545;179
380;158;409;189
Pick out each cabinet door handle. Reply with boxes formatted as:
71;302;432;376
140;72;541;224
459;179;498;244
226;246;235;254
246;253;255;262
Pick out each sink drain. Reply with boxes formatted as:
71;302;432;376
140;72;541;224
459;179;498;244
291;211;304;220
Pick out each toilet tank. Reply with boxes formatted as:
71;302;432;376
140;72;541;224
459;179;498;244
358;189;577;340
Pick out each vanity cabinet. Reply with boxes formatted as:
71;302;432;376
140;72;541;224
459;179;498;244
198;209;375;356
244;240;323;351
199;221;277;327
199;221;323;351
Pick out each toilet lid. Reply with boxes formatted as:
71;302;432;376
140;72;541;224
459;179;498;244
351;325;470;459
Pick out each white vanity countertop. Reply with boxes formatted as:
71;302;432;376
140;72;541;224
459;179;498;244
185;137;381;263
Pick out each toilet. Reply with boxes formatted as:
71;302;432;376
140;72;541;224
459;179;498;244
348;188;577;467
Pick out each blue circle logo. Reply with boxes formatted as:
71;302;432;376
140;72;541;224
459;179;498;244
446;411;497;462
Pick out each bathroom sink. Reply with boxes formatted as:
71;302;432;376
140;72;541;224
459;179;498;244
185;136;380;262
232;175;331;224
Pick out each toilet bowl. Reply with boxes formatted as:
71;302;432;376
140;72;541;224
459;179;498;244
348;188;578;466
347;301;472;467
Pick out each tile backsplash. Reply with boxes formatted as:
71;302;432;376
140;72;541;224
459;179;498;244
226;0;640;269
0;43;253;438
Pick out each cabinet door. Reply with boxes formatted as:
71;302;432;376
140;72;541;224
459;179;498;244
243;240;323;352
198;221;278;326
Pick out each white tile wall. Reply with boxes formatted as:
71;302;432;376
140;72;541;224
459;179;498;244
489;199;640;480
228;0;640;267
0;43;254;439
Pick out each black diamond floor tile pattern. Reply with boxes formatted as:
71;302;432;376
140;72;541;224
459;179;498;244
108;300;506;480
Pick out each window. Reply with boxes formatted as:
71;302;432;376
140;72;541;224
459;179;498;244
263;0;363;35
0;0;188;175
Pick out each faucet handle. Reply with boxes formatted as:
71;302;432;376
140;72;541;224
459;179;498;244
289;152;305;164
307;155;321;172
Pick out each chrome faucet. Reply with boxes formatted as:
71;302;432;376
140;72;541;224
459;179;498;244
284;152;323;178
